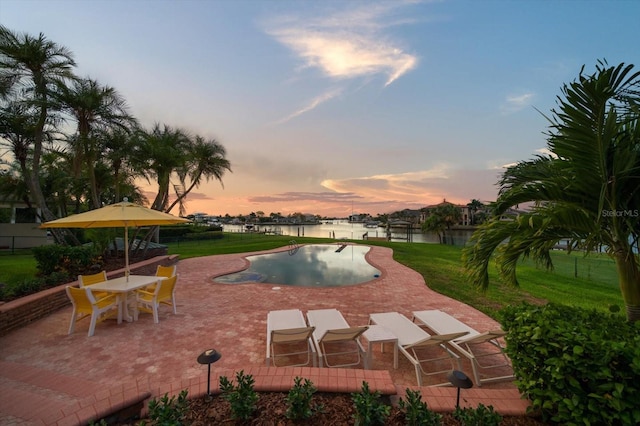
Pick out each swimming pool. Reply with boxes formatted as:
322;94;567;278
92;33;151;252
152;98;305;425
214;244;381;287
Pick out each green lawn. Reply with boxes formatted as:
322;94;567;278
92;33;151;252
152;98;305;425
0;249;39;285
0;234;625;320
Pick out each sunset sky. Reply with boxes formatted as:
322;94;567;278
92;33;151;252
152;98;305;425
2;0;639;217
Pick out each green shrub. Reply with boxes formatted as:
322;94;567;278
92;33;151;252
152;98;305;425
285;376;322;420
0;271;71;301
145;389;189;425
500;303;640;425
351;381;390;425
158;226;192;238
452;403;501;426
32;245;99;276
219;370;259;420
398;388;441;425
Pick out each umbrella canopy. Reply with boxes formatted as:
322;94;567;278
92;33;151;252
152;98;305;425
40;201;189;228
41;201;189;277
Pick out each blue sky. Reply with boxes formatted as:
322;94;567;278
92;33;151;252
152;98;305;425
2;0;639;217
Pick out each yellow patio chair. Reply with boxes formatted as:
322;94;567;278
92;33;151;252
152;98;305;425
78;270;109;299
156;264;177;278
145;264;177;292
136;275;178;323
66;286;121;337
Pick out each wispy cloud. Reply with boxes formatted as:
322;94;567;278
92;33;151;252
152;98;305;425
272;30;417;87
275;88;342;124
501;91;535;114
265;1;419;120
320;163;499;208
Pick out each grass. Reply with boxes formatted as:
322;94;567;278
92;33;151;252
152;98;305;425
0;234;625;320
0;249;39;285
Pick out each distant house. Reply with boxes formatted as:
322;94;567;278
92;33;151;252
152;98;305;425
419;200;490;227
419;201;466;226
388;209;422;225
0;201;52;249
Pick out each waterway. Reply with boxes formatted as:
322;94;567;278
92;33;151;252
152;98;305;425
222;220;475;246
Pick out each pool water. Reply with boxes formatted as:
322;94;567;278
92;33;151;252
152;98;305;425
214;244;381;287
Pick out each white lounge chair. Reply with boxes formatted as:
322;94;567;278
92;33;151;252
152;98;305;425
369;312;468;386
266;309;316;367
412;309;514;386
306;309;368;368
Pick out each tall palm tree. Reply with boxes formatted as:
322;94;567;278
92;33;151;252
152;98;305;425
463;61;640;322
0;25;76;229
100;127;140;204
0;101;38;177
38;150;77;217
167;135;232;215
133;124;191;211
55;77;135;208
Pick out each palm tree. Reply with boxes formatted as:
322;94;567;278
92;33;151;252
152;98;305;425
421;202;462;244
167;135;232;215
421;214;446;244
0;101;38;178
133;123;191;211
467;199;484;225
463;61;640;322
55;77;135;208
0;25;76;229
38;150;77;217
100;127;141;204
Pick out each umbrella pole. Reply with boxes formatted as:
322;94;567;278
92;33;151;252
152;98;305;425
125;226;129;281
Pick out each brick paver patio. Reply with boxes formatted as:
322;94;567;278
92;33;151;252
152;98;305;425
0;244;529;425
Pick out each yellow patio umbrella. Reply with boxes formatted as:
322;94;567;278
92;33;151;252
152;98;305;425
41;200;189;277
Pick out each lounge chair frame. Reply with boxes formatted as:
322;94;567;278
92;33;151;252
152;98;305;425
412;309;514;386
306;309;368;368
266;309;317;367
369;312;466;386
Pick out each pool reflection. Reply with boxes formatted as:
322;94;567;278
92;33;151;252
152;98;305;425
214;244;380;287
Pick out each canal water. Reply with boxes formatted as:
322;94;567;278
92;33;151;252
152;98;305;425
222;220;475;246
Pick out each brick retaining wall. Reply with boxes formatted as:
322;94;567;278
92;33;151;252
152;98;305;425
0;255;179;337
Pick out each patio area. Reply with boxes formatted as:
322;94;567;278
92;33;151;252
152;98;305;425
0;244;528;425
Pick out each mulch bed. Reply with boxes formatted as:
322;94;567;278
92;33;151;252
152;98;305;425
163;391;547;425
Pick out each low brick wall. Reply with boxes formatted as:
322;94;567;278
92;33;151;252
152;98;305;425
0;255;179;337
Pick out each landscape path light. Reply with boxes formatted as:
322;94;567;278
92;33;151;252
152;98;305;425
197;349;222;396
447;370;473;409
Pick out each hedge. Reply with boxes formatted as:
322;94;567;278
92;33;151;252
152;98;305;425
500;303;640;425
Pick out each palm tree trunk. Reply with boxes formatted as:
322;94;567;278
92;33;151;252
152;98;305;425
166;171;202;213
613;250;640;322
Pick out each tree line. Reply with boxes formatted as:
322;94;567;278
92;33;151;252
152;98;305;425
0;25;232;244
